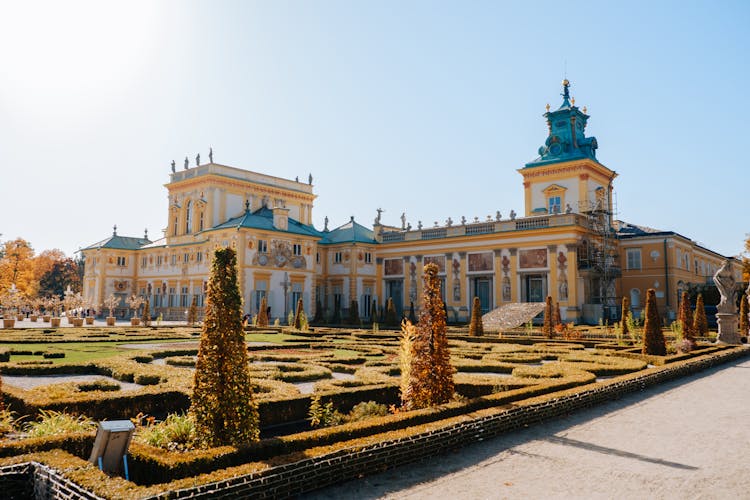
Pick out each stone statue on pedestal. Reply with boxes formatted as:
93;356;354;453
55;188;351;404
171;160;176;173
714;259;741;344
208;147;213;163
184;157;189;170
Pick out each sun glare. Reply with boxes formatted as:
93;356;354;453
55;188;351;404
1;1;161;113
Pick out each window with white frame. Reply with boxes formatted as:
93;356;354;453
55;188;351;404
547;195;562;214
334;252;342;264
365;252;372;264
293;244;302;256
196;251;203;263
258;240;268;253
626;248;641;270
116;256;126;267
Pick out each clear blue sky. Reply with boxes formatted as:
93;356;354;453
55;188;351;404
1;0;747;259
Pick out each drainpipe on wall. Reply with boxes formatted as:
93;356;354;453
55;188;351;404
663;239;670;315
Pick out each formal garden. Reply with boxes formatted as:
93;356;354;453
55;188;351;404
0;251;746;498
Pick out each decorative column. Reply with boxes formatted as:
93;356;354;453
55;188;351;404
565;244;579;322
508;248;518;302
494;249;503;306
548;245;558;302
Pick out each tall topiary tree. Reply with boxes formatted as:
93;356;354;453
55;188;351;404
141;299;151;327
408;301;417;325
400;263;454;410
739;292;749;339
349;299;360;325
621;295;631;339
190;248;259;447
293;298;304;330
370;298;377;324
468;296;483;336
256;296;269;327
642;288;666;355
542;295;554;338
187;296;198;326
385;297;398;327
679;291;695;347
693;293;709;337
553;302;562;328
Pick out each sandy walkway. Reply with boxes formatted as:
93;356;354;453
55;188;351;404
309;354;750;499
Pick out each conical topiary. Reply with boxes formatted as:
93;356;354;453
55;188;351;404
739;292;749;339
293;298;304;329
256;296;269;327
642;288;666;355
693;293;709;337
679;291;695;347
553;302;562;328
400;263;454;410
349;299;360;325
190;247;259;446
141;299;151;327
468;296;483;336
408;301;417;325
385;297;398;327
187;296;198;326
542;295;554;338
621;295;631;339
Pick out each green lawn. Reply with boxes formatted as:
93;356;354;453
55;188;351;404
2;342;130;364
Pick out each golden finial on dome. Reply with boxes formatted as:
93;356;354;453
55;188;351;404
583;106;587;114
571;97;575;105
545;103;550;112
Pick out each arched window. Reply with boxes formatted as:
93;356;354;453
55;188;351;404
173;216;178;236
185;201;193;234
630;288;641;308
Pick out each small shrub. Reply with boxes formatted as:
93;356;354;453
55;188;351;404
308;395;344;428
165;356;196;367
134;374;161;385
25;409;96;438
77;378;121;392
42;351;65;359
135;412;197;451
347;401;388;422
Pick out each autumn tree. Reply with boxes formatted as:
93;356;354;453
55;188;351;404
621;295;631;338
542;295;554;338
642;288;666;355
739;292;749;339
191;247;259;447
553;302;562;328
0;238;35;297
468;296;483;336
400;263;454;410
693;293;709;337
38;258;81;298
256;296;269;327
679;291;696;347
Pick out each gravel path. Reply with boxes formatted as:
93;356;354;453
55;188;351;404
309;354;750;499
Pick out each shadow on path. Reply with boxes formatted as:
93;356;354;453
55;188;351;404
307;357;747;499
543;436;698;470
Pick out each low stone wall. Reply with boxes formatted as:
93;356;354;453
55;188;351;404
0;461;103;500
4;346;748;499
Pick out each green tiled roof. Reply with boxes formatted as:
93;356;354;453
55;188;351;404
81;234;151;251
320;217;377;245
209;207;322;238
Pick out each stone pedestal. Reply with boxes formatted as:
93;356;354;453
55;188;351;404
716;313;742;345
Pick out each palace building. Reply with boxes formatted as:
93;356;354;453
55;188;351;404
81;81;741;325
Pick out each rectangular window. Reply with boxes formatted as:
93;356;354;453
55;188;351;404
365;252;372;264
157;255;163;267
183;253;189;263
180;287;189;307
196;251;203;263
258;240;268;253
626;248;641;270
141;256;147;268
334;252;342;263
548;196;561;214
168;287;176;307
316;252;320;264
116;256;126;267
293;244;302;256
171;255;177;266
